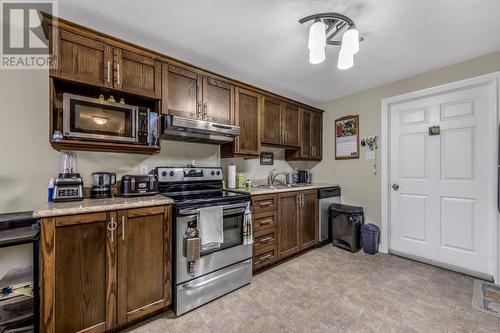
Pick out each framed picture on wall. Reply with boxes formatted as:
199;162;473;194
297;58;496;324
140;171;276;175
335;115;359;160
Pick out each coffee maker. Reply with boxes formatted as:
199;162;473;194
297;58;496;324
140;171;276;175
91;172;116;199
53;152;84;202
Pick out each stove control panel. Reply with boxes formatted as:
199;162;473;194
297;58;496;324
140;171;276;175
156;167;224;183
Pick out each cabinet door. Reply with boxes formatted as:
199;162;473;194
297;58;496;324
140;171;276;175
114;49;161;98
57;30;112;88
44;212;117;333
311;111;323;159
234;87;261;155
278;192;299;259
163;64;202;119
300;108;312;158
299;190;318;250
117;206;171;325
261;97;282;145
202;77;234;124
282;103;300;147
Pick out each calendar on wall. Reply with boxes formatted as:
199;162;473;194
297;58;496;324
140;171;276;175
335;115;359;160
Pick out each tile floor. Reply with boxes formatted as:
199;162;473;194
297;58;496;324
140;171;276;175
124;246;499;333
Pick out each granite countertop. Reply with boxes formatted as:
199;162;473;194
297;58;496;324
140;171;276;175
33;195;174;219
227;183;340;195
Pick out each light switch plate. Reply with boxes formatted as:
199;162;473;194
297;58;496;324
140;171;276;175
365;150;375;160
139;165;149;175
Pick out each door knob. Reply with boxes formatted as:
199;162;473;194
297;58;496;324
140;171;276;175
392;184;399;191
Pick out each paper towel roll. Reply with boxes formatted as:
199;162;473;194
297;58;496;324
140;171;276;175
227;164;236;189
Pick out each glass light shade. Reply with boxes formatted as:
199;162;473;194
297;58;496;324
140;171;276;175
337;48;353;70
309;46;325;64
308;20;326;49
341;28;359;55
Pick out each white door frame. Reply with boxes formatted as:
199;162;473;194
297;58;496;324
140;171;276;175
381;72;500;282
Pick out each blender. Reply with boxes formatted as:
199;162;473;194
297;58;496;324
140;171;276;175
90;172;116;199
52;152;84;202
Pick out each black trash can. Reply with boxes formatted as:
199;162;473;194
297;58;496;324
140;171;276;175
361;223;380;255
329;203;364;253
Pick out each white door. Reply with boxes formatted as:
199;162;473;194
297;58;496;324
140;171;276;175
389;81;496;277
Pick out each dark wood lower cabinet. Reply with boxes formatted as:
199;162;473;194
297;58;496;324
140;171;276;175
41;205;172;333
299;190;318;250
277;192;300;260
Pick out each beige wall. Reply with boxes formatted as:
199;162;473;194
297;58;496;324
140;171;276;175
311;50;500;229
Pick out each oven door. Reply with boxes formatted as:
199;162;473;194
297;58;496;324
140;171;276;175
63;93;138;143
175;201;252;284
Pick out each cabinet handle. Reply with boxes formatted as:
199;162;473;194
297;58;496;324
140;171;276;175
285;131;288;144
259;219;273;226
197;102;202;118
203;102;208;120
116;63;120;85
259;201;272;207
258;253;273;263
259;236;274;243
107;217;117;242
121;216;125;240
106;61;110;83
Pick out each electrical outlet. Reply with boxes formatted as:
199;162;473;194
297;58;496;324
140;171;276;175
139;165;149;175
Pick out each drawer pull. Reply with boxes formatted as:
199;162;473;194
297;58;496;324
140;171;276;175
257;253;273;263
259;219;273;226
259;201;273;207
259;236;274;243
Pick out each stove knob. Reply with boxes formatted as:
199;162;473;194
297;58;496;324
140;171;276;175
161;171;168;177
216;171;221;176
169;171;175;177
211;171;215;176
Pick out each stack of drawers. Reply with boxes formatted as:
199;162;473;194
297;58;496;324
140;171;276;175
251;194;278;272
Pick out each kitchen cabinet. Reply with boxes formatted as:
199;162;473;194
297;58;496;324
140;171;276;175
286;108;323;160
298;190;318;250
261;97;300;147
113;48;161;98
56;29;113;88
163;64;234;125
277;192;300;259
41;205;172;333
117;206;171;325
251;194;278;271
222;87;262;157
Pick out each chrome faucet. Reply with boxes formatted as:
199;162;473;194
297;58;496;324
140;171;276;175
267;169;290;186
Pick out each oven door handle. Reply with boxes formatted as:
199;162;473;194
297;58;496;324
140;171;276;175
179;259;251;290
178;202;248;216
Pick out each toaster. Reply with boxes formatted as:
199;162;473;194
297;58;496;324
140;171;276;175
120;175;159;197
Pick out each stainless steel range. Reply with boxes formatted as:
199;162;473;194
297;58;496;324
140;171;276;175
156;166;252;315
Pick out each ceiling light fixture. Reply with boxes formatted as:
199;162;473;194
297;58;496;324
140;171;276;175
93;116;109;125
299;13;363;70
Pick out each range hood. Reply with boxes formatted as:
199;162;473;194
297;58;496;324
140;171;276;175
160;115;240;144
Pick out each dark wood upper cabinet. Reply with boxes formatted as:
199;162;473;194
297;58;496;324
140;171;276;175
162;64;202;119
114;49;161;98
299;190;318;250
48;212;116;333
117;206;171;325
286;108;323;160
222;87;261;157
278;192;300;259
202;77;234;124
261;96;282;145
282;103;300;147
56;29;112;88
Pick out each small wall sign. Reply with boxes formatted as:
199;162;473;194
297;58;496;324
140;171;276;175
260;152;274;165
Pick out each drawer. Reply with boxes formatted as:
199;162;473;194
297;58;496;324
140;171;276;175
253;228;277;251
253;210;277;231
253;244;278;271
252;194;277;212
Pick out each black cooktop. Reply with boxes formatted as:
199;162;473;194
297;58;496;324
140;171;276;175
162;189;250;208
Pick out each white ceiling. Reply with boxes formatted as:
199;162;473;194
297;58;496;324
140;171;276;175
58;0;500;106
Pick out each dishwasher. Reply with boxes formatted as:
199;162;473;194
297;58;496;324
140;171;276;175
318;186;341;244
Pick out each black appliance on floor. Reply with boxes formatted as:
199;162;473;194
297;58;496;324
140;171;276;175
329;203;364;253
156;166;252;316
0;211;40;333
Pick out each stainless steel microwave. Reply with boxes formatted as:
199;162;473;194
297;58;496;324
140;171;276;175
62;93;158;145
